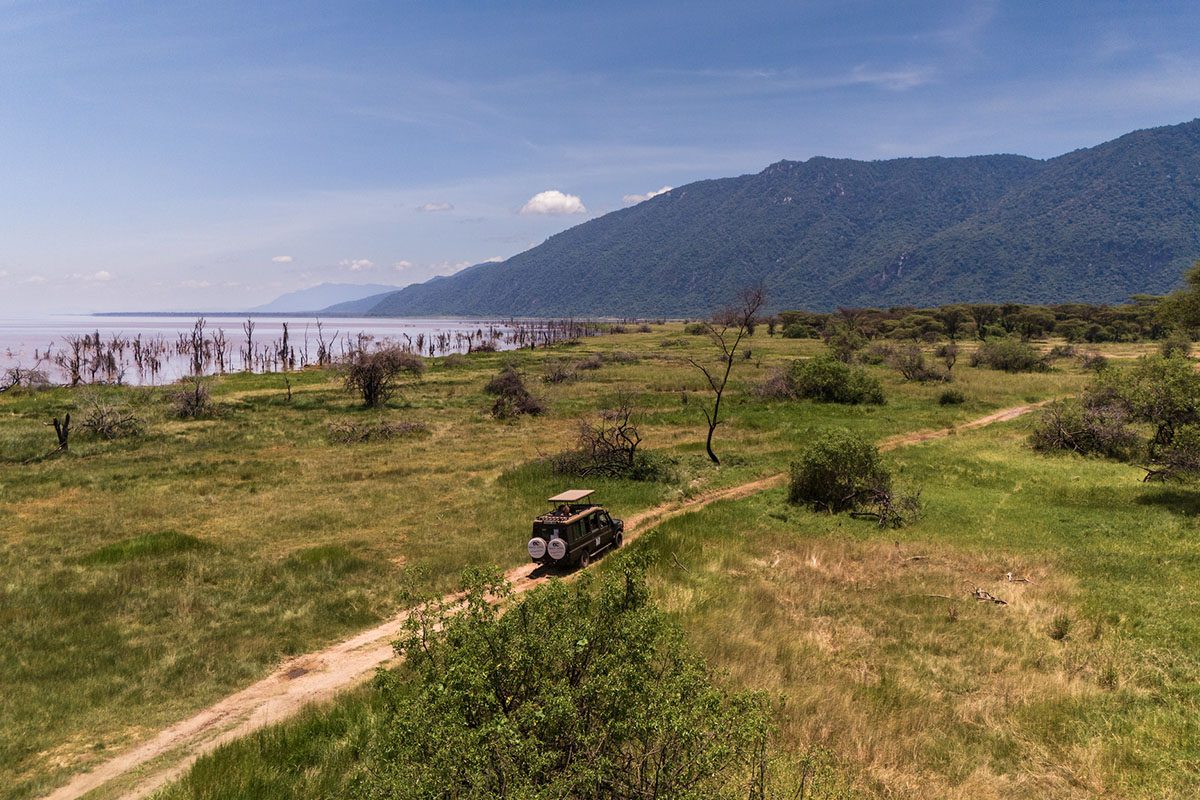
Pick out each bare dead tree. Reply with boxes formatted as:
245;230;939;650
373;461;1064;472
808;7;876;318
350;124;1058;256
687;285;766;464
242;318;256;371
573;391;643;475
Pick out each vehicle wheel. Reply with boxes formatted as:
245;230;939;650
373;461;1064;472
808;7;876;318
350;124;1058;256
579;550;592;569
614;533;623;548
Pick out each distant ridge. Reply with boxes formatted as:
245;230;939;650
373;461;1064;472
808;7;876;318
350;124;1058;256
252;282;400;313
344;119;1200;317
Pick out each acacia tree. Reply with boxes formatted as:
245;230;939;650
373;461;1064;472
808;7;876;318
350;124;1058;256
688;286;766;465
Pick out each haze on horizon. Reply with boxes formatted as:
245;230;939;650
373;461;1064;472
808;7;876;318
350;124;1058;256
3;0;1199;316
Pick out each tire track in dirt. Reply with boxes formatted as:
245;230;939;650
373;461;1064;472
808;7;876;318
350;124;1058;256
42;402;1045;800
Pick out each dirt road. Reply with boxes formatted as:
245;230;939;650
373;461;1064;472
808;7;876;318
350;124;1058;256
42;402;1042;800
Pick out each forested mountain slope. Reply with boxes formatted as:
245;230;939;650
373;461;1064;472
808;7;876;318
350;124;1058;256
357;119;1200;316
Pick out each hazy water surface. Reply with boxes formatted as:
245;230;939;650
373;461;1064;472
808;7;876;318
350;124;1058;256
0;315;520;384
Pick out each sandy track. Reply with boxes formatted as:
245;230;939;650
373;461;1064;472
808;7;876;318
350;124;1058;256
42;402;1042;800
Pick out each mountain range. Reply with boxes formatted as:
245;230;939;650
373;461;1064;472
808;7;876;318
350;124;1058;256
328;119;1200;316
250;283;400;313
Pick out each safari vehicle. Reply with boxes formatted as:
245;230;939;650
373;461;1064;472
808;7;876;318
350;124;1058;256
527;489;624;569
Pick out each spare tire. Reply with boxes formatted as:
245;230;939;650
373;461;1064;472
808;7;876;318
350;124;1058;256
547;537;567;561
527;537;547;560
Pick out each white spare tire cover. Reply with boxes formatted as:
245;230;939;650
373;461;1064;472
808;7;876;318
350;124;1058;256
528;537;547;559
547;537;567;560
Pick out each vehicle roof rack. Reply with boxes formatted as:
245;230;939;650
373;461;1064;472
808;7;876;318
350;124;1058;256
547;489;594;503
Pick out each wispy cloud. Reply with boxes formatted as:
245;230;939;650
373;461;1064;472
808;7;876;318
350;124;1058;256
271;255;294;263
417;202;453;212
339;258;375;272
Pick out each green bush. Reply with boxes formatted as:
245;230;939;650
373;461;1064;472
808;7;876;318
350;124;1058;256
684;322;708;335
1161;331;1193;359
781;323;815;339
789;430;891;513
357;564;777;798
790;355;885;405
938;389;966;405
1029;399;1140;460
969;339;1048;372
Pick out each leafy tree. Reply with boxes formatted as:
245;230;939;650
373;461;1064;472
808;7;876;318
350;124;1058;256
355;561;776;800
1098;354;1200;455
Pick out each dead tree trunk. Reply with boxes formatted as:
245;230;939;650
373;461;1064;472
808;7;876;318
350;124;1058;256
52;413;71;452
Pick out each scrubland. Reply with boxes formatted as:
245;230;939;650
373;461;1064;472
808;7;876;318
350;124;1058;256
3;325;1191;799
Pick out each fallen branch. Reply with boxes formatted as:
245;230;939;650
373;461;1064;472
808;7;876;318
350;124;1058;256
671;552;691;573
971;587;1008;605
1005;572;1032;583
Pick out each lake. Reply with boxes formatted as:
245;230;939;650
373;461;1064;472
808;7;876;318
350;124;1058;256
0;315;536;385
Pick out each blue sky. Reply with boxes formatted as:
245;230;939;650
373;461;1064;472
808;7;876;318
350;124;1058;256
2;0;1199;313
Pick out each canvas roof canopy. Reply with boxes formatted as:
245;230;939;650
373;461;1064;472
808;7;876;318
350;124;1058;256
548;489;594;503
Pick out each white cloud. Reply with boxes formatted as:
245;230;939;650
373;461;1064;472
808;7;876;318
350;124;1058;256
483;256;504;263
520;189;587;215
622;186;673;204
92;270;112;282
417;202;453;213
339;258;375;272
181;279;212;289
272;255;294;263
23;275;47;285
392;260;414;271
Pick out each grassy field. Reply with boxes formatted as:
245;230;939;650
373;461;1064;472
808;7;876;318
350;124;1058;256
153;412;1200;800
0;326;1103;798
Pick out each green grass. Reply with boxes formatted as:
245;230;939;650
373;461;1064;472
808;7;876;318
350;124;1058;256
153;417;1200;799
0;326;1086;799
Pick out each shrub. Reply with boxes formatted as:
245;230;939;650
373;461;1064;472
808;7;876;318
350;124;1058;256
485;367;545;418
1029;399;1140;460
472;340;499;353
889;344;944;382
791;355;885;405
78;394;142;439
969;338;1049;372
636;323;653;333
684;322;708;335
441;353;469;368
608;324;627;334
753;367;796;400
549;398;674;482
861;342;895;365
938;388;966;405
357;565;778;799
576;353;603;370
542;361;577;384
170;378;211;419
788;430;917;525
789;430;889;511
605;351;639;364
344;348;425;408
824;324;867;363
1048;344;1078;360
1078;351;1109;372
1049;613;1072;641
1161;331;1193;359
782;323;815;339
327;419;430;444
